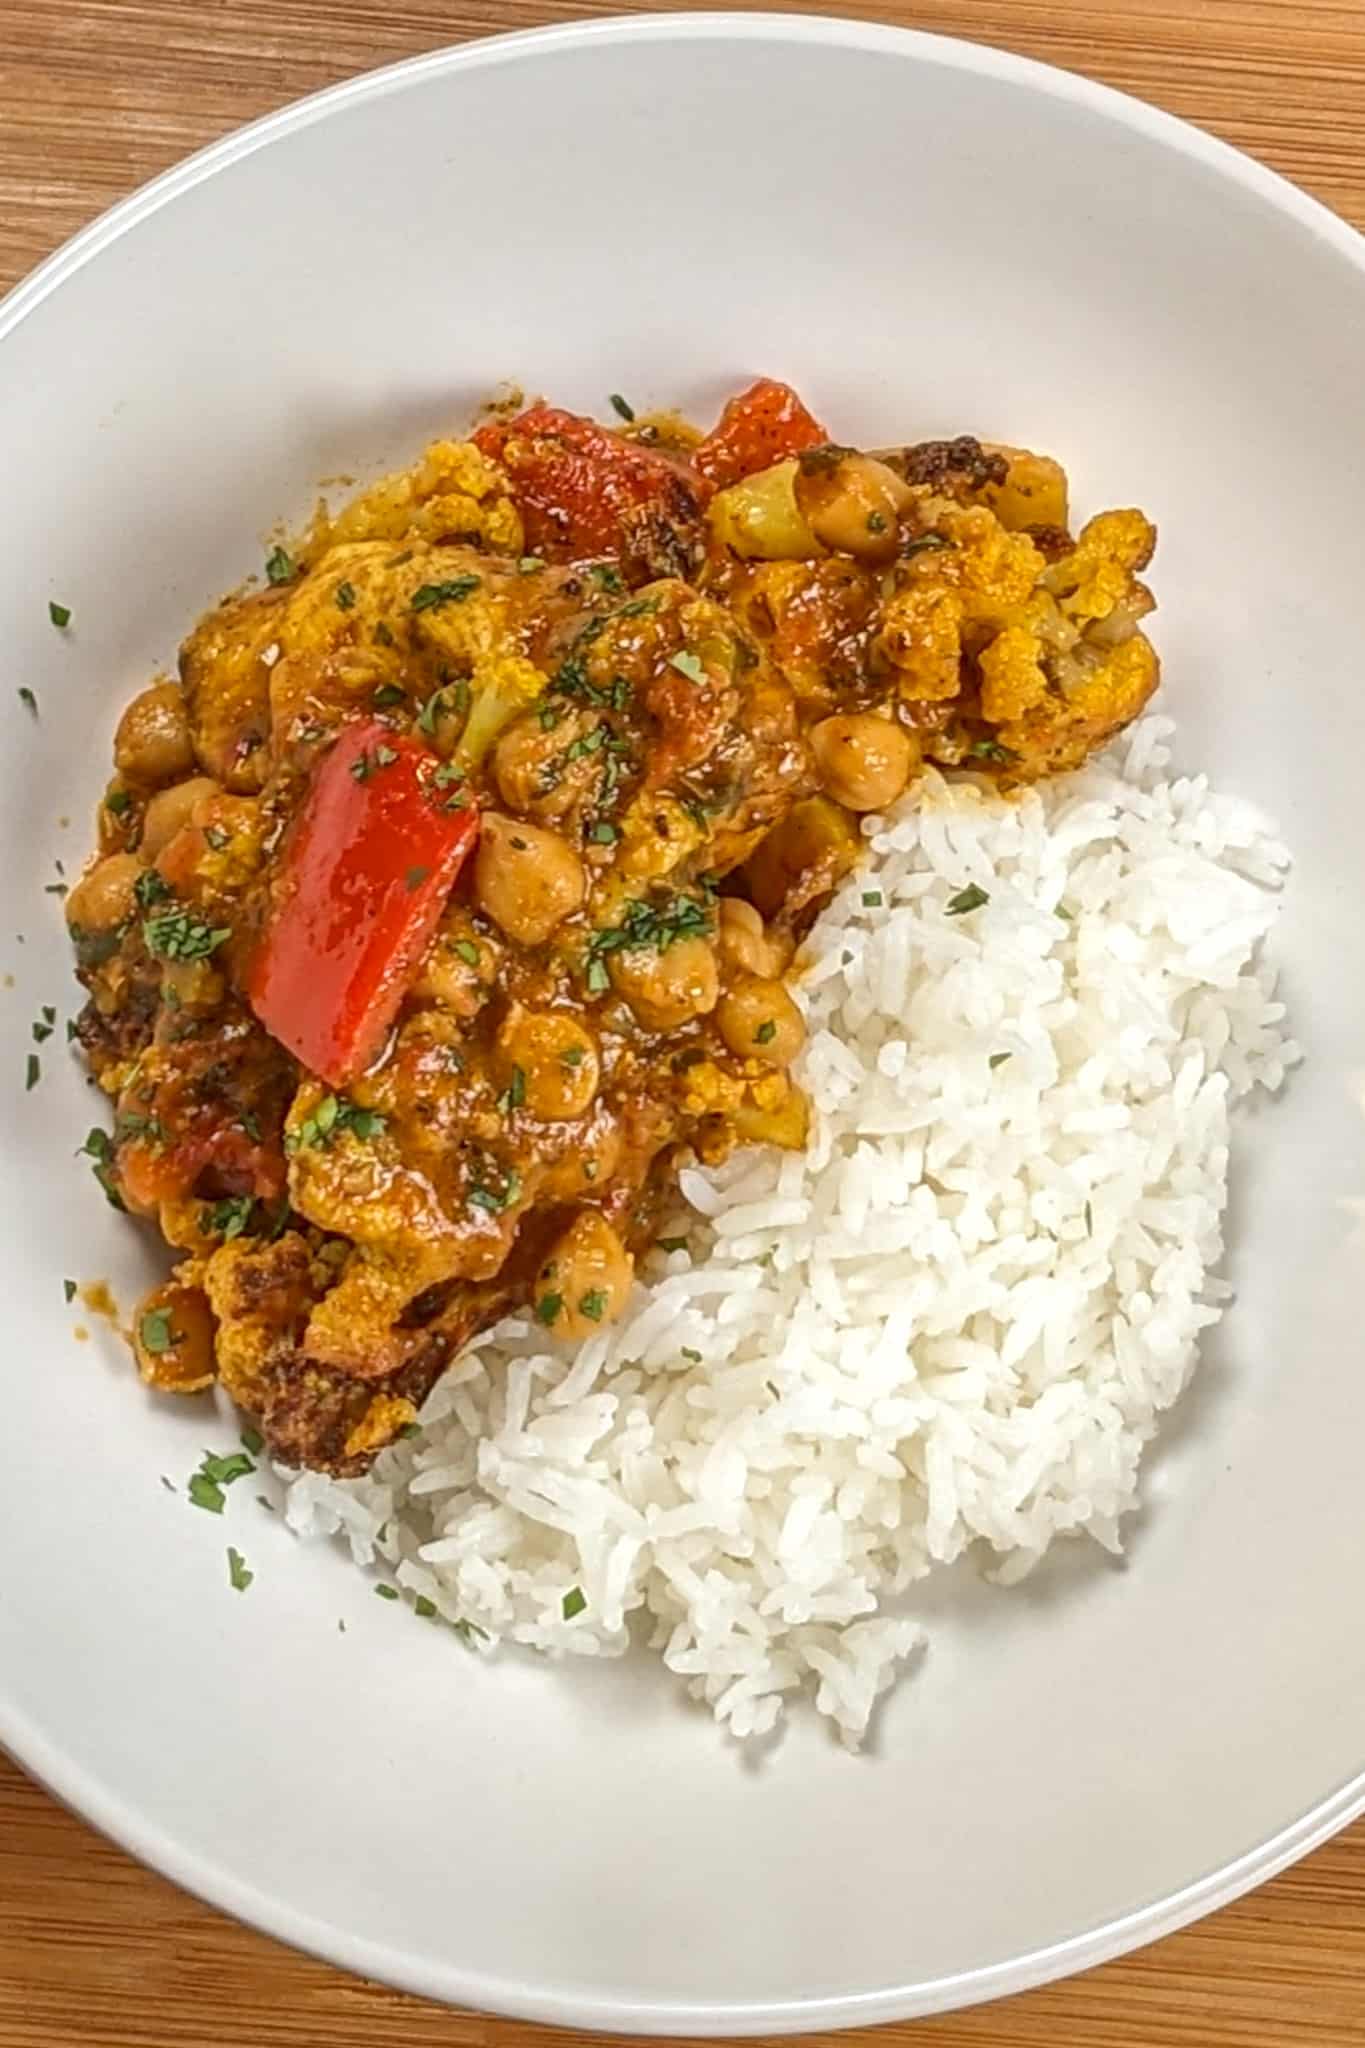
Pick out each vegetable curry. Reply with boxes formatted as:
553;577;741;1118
68;381;1158;1473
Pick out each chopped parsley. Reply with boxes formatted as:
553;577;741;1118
560;1044;585;1069
578;1288;607;1323
668;650;706;685
534;1292;563;1327
517;555;545;574
241;1426;264;1455
227;1547;254;1593
142;906;232;960
286;1094;387;1153
681;1346;702;1363
63;1278;77;1304
48;601;71;629
466;1167;521;1215
372;681;406;709
614;597;657;621
862;891;883;908
414;1595;438;1619
349;742;398;783
334;580;357;611
562;1586;587;1620
206;1194;254;1240
104;788;132;818
31;1016;52;1044
865;510;888;534
139;1307;175;1354
587;820;618;844
901;532;951;559
754;1019;778;1046
410;576;481;612
17;686;37;716
1085;1199;1094;1235
374;1583;400;1601
969;737;1015;764
589;563;625;594
264;545;296;585
374;620;396;648
78;1126;123;1209
944;883;990;917
585;957;610;995
203;824;230;851
405;864;430;892
988;1052;1012;1070
608;393;635;422
453;937;480;968
586;892;712;984
24;1053;39;1092
187;1473;225;1514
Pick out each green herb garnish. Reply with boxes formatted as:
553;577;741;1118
405;864;430;892
496;1065;526;1116
944;883;989;917
681;1346;702;1363
335;580;357;611
227;1547;254;1592
414;1595;438;1619
372;681;406;709
410;576;481;612
134;868;171;910
143;907;232;960
241;1426;265;1455
104;788;132;817
286;1094;387;1153
17;686;37;715
988;1052;1012;1069
206;1194;254;1241
578;1288;607;1323
562;1586;587;1619
48;601;71;629
453;938;480;968
862;891;883;908
265;545;296;585
139;1307;174;1353
187;1473;225;1514
199;1450;255;1486
657;1236;688;1254
668;650;705;684
24;1053;39;1091
608;393;635;422
754;1020;777;1046
374;1583;399;1601
534;1292;563;1326
518;556;545;574
587;820;618;844
63;1278;77;1304
349;742;398;783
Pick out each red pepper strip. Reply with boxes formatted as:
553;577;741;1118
472;405;708;568
247;720;478;1087
693;379;828;490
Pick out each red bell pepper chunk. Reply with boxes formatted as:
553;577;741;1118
472;405;707;570
693;379;828;490
247;720;478;1087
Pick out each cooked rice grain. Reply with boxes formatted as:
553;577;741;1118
285;719;1296;1746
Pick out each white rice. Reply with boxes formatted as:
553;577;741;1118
284;717;1296;1746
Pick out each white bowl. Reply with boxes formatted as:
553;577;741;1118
2;13;1364;2030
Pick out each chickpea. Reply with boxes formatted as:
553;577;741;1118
717;976;806;1068
496;1007;599;1121
809;714;920;812
140;775;220;858
473;814;585;946
493;710;600;823
717;897;792;981
532;1211;633;1342
794;452;912;561
65;851;141;933
113;682;195;787
611;935;719;1031
132;1282;218;1394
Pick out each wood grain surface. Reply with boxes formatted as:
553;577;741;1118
2;2;1364;2043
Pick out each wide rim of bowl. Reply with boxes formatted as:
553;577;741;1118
3;11;1365;2032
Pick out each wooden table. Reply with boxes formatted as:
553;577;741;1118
3;2;1364;2042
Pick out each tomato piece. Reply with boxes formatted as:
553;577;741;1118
473;406;706;575
693;379;828;490
247;721;478;1086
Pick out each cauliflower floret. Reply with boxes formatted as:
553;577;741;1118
978;621;1050;724
305;438;523;557
997;631;1159;775
1041;509;1156;623
876;581;962;702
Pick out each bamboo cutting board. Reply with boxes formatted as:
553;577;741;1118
2;3;1365;2043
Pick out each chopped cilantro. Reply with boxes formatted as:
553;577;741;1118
466;1167;521;1215
17;686;37;715
517;555;545;574
754;1019;777;1046
134;868;171;910
142;907;232;960
562;1586;587;1620
865;510;888;534
104;788;132;817
578;1288;607;1323
944;883;990;917
1085;1199;1094;1235
560;1044;585;1068
681;1346;702;1363
374;620;396;648
264;545;296;585
203;824;230;851
227;1547;254;1593
398;1422;422;1439
453;938;480;968
608;393;635;422
349;742;398;783
374;1583;399;1601
901;532;951;559
63;1278;76;1304
286;1094;386;1153
534;1292;563;1326
589;563;625;594
372;681;406;709
48;601;71;629
587;820;618;844
199;1450;255;1486
24;1053;39;1091
410;576;481;612
969;737;1015;764
496;1065;526;1116
585;957;610;995
241;1426;264;1455
414;1595;438;1619
668;649;706;684
862;891;883;907
988;1052;1012;1070
405;864;430;892
31;1018;52;1044
334;580;357;610
187;1473;224;1514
